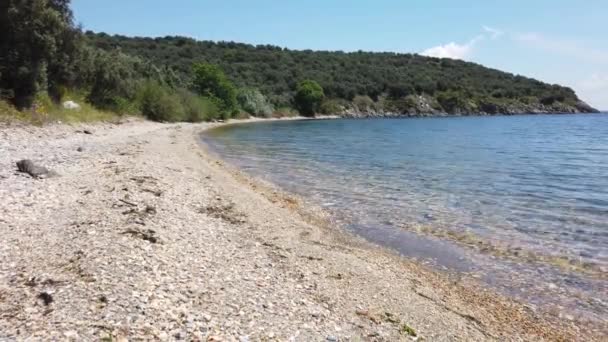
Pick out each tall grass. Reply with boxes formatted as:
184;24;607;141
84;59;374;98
1;80;242;125
1;93;120;125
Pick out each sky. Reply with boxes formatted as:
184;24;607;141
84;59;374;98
72;0;608;109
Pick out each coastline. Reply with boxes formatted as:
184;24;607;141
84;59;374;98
0;118;603;340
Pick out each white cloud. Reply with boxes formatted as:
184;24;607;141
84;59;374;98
421;35;483;60
419;27;608;108
482;25;503;40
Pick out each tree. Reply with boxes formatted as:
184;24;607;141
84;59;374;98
192;63;238;117
237;88;273;117
294;80;324;116
0;0;80;108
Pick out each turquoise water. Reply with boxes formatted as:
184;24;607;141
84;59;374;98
204;115;608;322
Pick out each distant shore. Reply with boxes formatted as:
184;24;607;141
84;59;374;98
0;117;604;340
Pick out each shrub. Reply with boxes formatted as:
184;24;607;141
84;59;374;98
0;99;24;122
237;88;273;117
273;106;299;118
294;80;324;116
437;91;467;113
353;95;375;111
319;98;345;115
192;63;238;117
384;96;417;114
177;89;220;122
139;80;185;122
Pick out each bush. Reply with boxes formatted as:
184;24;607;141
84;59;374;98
139;80;185;122
294;80;324;116
177;89;220;122
273;106;299;118
437;91;467;113
384;96;417;114
192;63;238;117
353;95;374;111
319;98;345;115
237;88;273;117
0;99;25;122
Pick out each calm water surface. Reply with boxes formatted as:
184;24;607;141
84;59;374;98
204;114;608;322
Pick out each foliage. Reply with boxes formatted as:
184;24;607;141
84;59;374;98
237;88;273;117
273;106;299;118
86;49;141;111
85;32;584;114
294;80;324;116
353;95;375;112
138;80;185;122
192;63;238;117
384;96;417;114
0;0;593;123
177;88;220;122
319;98;346;115
437;91;464;113
0;0;82;108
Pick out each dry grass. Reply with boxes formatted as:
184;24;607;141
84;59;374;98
0;98;122;126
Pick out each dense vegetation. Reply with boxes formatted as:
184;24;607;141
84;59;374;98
0;0;597;124
84;32;597;115
0;0;242;123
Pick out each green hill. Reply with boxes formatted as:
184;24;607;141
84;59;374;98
85;32;598;116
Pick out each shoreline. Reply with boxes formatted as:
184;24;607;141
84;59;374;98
0;117;604;340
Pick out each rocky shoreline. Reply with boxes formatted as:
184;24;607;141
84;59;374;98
0;118;604;340
338;96;599;118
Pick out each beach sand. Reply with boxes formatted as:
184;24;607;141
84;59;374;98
0;118;601;340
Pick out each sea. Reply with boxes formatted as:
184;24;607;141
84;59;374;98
203;114;608;324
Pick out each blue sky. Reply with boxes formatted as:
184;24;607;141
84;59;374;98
72;0;608;109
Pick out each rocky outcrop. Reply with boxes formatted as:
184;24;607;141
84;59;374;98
338;96;599;118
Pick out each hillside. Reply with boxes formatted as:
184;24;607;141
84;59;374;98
85;32;598;116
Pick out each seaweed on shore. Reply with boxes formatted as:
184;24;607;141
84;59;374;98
400;223;606;280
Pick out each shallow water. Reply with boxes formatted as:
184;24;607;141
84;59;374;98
204;115;608;323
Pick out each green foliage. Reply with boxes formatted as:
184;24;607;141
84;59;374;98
138;80;184;122
0;0;81;108
0;99;24;122
0;0;592;122
177;88;220;122
437;91;468;113
319;98;346;115
192;63;238;117
273;106;299;118
86;49;153;112
353;95;375;112
384;95;417;114
237;88;273;117
84;33;584;114
295;80;324;116
399;323;417;337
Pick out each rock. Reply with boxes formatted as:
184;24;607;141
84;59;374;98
326;336;338;342
575;100;600;113
37;292;54;306
77;146;84;152
16;159;55;178
63;330;78;339
62;100;81;110
83;129;93;135
121;228;158;243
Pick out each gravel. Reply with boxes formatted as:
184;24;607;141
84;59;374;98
0;118;598;341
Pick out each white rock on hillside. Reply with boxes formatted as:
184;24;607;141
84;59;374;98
62;100;81;110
